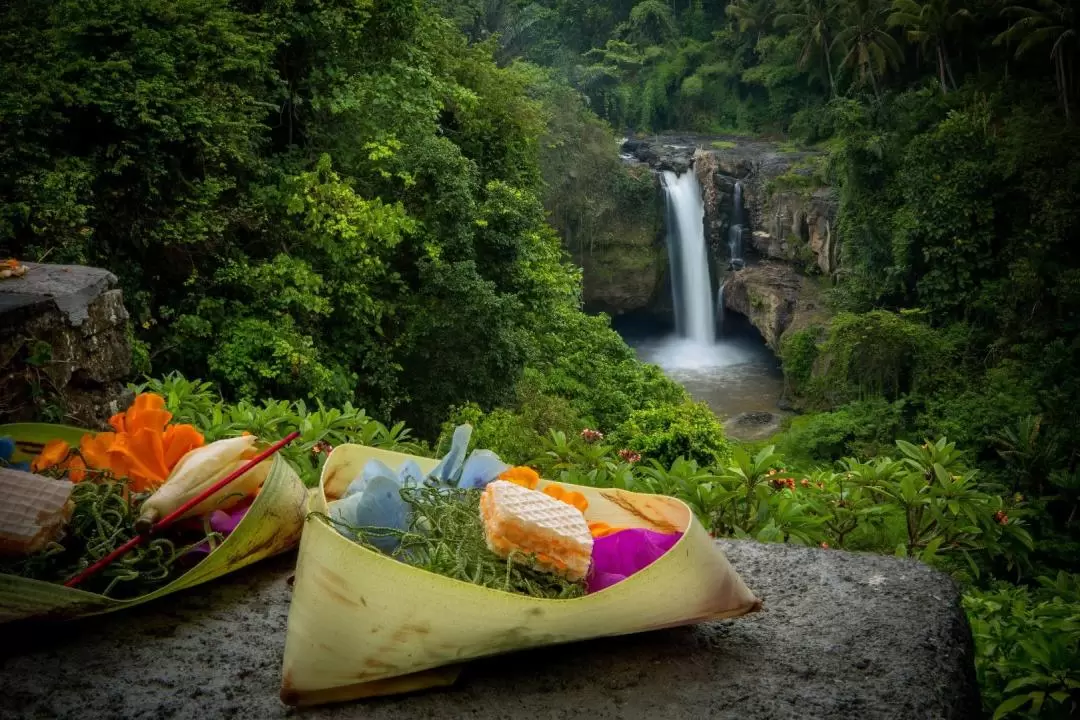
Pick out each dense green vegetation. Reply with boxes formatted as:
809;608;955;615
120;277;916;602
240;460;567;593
0;0;681;439
4;0;1080;715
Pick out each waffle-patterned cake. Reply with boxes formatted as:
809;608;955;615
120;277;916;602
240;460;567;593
0;468;74;556
479;480;593;581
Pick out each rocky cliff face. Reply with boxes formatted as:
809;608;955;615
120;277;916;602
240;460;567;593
623;135;839;278
619;135;837;354
0;263;133;428
755;188;839;276
722;261;827;353
572;232;668;317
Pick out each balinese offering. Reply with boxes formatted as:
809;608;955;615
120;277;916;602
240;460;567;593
0;393;306;622
280;425;761;707
0;259;27;279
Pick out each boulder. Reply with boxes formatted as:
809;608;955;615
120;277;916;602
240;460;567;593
0;263;133;429
0;541;981;719
723;261;827;352
723;411;786;442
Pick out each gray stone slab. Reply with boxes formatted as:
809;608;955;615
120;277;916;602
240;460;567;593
0;540;980;720
0;263;118;328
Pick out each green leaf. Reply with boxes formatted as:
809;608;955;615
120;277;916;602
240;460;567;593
993;694;1031;719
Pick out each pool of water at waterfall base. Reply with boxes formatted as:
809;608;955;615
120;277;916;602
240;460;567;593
613;311;785;420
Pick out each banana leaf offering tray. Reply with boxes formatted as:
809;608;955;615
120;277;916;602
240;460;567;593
280;426;761;706
0;393;306;624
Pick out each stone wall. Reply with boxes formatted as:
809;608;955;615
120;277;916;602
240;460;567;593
0;263;133;429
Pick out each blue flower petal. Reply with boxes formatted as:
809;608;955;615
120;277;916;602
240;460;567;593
343;459;400;498
427;424;473;485
331;475;410;553
458;450;511;489
398;460;426;488
0;437;14;462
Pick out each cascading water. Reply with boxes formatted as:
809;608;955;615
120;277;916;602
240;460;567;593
717;281;726;333
662;170;714;345
728;181;746;269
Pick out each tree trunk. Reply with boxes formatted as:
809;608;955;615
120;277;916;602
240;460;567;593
942;40;958;90
936;44;948;94
1059;52;1071;123
824;41;836;96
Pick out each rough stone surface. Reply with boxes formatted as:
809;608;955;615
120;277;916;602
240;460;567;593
723;261;828;352
723;411;787;442
1;541;980;720
758;188;840;276
0;263;133;429
576;239;669;317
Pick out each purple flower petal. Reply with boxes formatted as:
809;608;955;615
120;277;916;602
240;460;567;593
586;528;682;594
186;502;253;557
208;502;251;535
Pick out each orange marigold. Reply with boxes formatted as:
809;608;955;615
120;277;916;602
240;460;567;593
497;466;541;490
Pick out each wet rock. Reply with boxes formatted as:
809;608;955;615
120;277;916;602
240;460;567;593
724;411;785;442
0;263;132;429
723;261;828;352
0;542;981;719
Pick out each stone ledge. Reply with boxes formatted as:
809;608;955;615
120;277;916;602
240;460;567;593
0;263;119;329
0;263;132;428
0;540;979;719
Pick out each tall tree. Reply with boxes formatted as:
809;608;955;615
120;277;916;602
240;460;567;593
995;0;1077;120
832;0;905;95
725;0;776;42
888;0;972;93
777;0;840;94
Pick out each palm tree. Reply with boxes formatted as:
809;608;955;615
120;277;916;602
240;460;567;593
777;0;840;95
625;0;677;45
995;0;1077;121
888;0;971;93
832;0;905;96
464;0;547;66
726;0;776;43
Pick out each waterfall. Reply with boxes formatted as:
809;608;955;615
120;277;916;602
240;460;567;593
662;170;715;344
728;181;746;269
717;281;726;334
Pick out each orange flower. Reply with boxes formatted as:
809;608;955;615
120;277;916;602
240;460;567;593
29;393;206;490
80;432;116;472
31;439;71;473
498;466;540;490
588;521;627;539
66;455;87;483
163;424;204;468
107;428;171;491
109;392;172;435
542;484;589;513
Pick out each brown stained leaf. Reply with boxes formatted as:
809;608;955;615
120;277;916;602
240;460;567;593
314;568;357;608
598;490;683;534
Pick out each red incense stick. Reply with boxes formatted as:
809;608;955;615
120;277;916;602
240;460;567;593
65;431;301;589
